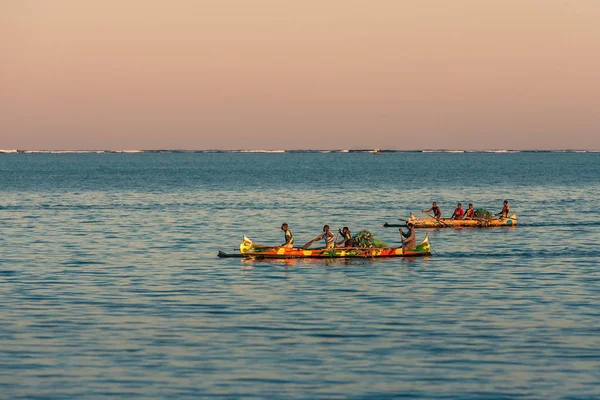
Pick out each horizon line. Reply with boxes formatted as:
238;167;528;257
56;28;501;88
1;148;599;153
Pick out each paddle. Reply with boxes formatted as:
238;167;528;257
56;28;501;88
399;228;405;253
421;211;452;228
332;230;340;249
302;234;322;249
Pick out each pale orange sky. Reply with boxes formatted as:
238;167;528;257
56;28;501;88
1;0;599;150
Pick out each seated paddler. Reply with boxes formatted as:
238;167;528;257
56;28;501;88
315;225;335;249
280;223;294;248
399;223;417;249
496;200;510;218
451;203;465;220
464;203;475;219
336;227;353;248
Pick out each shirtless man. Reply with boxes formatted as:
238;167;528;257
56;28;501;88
497;200;510;218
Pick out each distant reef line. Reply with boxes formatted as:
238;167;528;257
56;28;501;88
1;149;598;154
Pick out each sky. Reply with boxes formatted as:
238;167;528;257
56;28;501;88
1;0;599;150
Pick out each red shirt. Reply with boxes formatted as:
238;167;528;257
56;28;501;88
453;208;465;220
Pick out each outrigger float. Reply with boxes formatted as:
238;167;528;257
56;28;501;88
218;235;431;259
384;213;518;228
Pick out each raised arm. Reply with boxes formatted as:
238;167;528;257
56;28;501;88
335;230;345;245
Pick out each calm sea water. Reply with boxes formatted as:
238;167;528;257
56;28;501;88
1;152;599;399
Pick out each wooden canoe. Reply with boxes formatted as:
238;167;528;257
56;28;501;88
384;213;517;228
220;235;431;258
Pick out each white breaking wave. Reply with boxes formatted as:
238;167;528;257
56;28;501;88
0;149;18;153
422;149;465;153
555;149;591;153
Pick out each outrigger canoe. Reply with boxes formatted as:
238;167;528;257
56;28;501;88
384;213;518;228
218;235;431;258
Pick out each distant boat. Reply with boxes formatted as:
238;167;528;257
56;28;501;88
383;213;518;228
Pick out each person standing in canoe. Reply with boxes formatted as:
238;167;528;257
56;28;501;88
280;223;294;248
497;200;510;218
314;225;335;249
399;223;416;250
336;227;353;248
451;203;465;220
422;202;442;219
463;203;475;219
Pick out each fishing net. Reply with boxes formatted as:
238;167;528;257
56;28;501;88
353;230;389;248
474;208;493;219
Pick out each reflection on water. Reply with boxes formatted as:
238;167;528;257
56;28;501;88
0;152;599;399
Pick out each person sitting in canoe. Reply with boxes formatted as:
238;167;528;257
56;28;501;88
336;227;353;248
496;200;510;218
422;202;442;219
280;223;294;248
313;225;335;249
399;223;417;249
451;203;465;220
463;203;475;219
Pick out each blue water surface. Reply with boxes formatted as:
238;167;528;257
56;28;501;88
1;152;599;399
